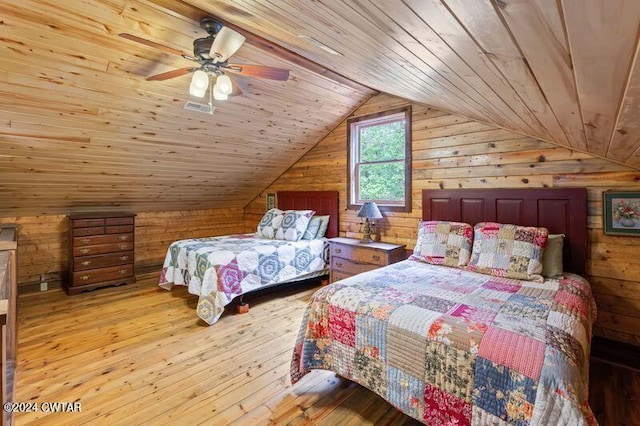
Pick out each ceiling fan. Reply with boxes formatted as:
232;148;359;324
119;17;290;101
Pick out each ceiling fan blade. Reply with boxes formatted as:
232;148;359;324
226;64;290;81
119;33;189;58
209;27;246;62
146;68;193;81
227;74;243;96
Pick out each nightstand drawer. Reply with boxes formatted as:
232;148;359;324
73;226;105;237
331;257;379;275
73;218;105;228
330;244;387;266
330;270;353;283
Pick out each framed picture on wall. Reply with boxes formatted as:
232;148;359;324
603;191;640;236
266;193;277;210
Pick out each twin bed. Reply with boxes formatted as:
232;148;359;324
159;188;597;425
158;191;339;325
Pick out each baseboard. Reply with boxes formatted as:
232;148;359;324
591;336;640;371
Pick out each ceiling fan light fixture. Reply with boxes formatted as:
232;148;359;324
216;75;233;95
210;26;246;62
213;83;229;101
189;70;209;98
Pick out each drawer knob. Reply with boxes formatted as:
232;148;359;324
335;262;343;267
81;249;90;254
120;244;128;250
334;248;342;254
80;275;90;281
372;255;381;261
81;261;91;266
120;256;129;261
81;238;90;244
119;269;127;274
119;235;129;240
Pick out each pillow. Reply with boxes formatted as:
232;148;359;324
302;215;330;240
275;210;315;241
542;234;564;278
410;221;473;267
467;222;548;282
256;208;284;239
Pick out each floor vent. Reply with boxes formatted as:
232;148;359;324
183;101;215;114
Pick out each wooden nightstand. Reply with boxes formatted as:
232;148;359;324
329;237;406;283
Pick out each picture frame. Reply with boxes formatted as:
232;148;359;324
266;193;276;210
603;191;640;236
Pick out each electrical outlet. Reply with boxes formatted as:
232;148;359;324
40;281;48;292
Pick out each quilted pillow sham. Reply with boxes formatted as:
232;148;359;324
256;208;284;239
410;221;473;267
302;215;330;240
275;210;315;241
467;222;548;282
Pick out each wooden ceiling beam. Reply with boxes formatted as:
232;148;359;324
141;0;377;96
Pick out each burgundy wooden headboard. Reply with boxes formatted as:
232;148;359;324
277;191;339;238
422;188;588;275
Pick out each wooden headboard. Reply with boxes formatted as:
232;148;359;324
277;191;339;238
422;188;588;275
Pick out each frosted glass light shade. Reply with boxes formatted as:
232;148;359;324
216;75;233;95
189;70;209;98
213;83;228;101
210;27;246;62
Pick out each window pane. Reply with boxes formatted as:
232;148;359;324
359;120;405;162
359;162;405;201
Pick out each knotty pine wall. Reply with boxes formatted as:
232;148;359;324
4;208;244;293
245;93;640;346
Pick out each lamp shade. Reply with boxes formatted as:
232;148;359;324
212;83;228;101
357;201;382;219
216;75;233;95
210;27;246;62
189;70;209;98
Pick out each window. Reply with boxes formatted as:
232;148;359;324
347;106;411;212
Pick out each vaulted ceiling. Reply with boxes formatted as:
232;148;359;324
1;0;640;216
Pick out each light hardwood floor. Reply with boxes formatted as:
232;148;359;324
13;274;640;425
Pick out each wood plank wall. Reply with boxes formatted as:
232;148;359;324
245;93;640;346
1;208;244;292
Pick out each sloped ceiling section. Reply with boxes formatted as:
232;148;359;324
180;0;640;168
0;0;374;215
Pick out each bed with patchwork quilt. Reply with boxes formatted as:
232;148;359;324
291;259;597;425
160;234;328;325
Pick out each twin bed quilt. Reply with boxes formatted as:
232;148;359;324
159;234;328;325
291;259;597;425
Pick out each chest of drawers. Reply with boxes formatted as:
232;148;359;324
328;237;406;283
68;213;135;295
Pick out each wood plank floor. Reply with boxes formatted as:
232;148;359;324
12;274;640;425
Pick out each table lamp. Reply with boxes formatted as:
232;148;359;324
357;201;383;243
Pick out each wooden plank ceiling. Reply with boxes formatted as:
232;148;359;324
0;0;374;215
180;0;640;164
2;0;640;216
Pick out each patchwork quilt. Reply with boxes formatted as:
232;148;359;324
159;234;328;325
291;260;597;425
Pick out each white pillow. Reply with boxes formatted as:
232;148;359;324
275;210;315;241
256;208;284;239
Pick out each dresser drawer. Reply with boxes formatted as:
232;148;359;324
106;217;134;226
106;225;134;234
331;257;380;275
74;251;134;271
73;226;105;237
73;218;105;228
72;264;133;286
74;233;133;247
73;241;133;257
330;244;387;266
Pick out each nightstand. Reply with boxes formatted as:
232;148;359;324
328;237;406;283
